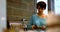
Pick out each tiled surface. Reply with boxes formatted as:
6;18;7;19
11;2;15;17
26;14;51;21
7;0;35;20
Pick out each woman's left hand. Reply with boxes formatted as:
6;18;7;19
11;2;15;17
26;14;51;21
41;26;46;30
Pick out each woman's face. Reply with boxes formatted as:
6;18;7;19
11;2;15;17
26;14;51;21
37;6;44;13
38;8;44;13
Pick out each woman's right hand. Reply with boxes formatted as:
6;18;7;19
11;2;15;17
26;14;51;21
32;25;37;30
32;25;35;29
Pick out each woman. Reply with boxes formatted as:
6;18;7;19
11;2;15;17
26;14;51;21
28;1;47;32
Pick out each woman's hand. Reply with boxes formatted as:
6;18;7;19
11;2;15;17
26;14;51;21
32;25;35;29
40;26;46;30
31;25;46;30
32;25;37;30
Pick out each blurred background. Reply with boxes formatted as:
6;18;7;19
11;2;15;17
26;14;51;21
0;0;60;32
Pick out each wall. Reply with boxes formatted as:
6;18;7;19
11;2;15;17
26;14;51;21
7;0;35;21
0;0;6;32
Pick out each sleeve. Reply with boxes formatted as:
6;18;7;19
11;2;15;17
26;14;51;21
27;15;34;29
41;19;47;30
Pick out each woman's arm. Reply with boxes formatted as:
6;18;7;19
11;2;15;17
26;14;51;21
27;16;34;29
